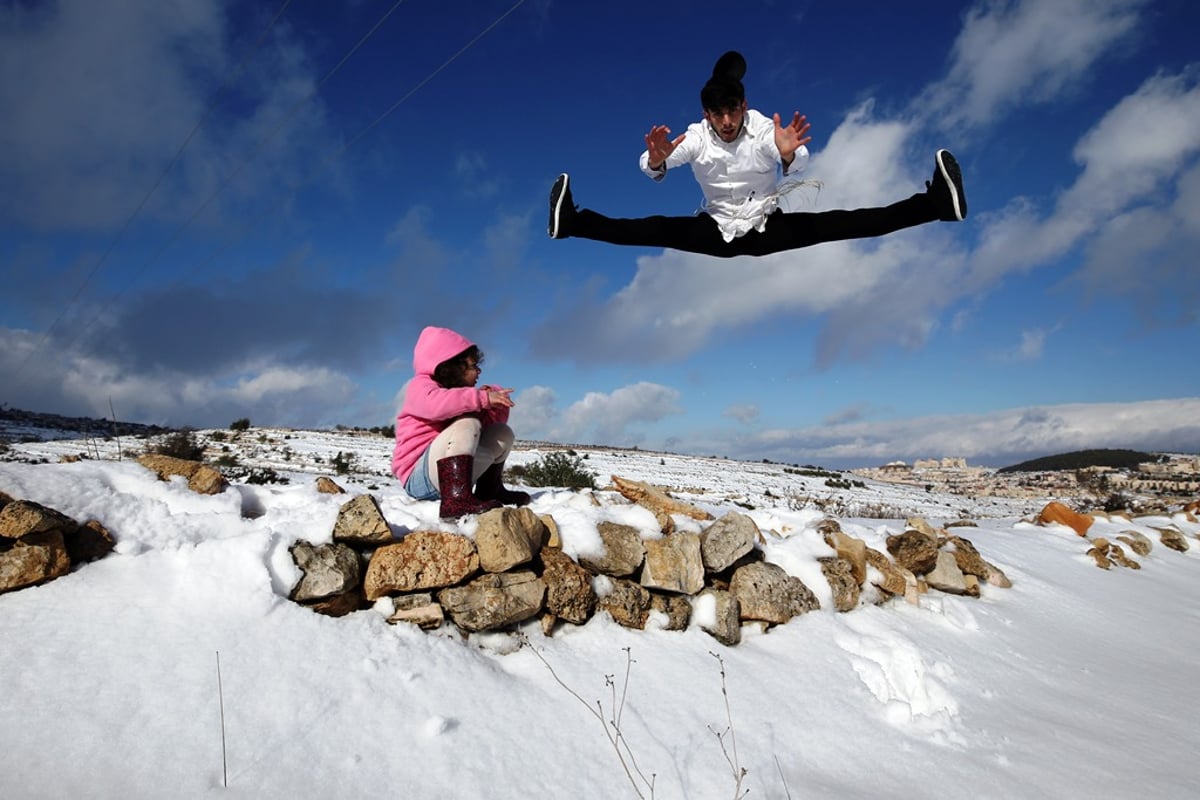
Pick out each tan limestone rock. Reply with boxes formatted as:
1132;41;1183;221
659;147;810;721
729;562;820;624
0;530;72;594
540;514;562;549
886;530;940;575
822;529;867;585
1115;530;1152;557
474;507;548;573
864;547;910;598
596;577;652;629
1036;501;1093;537
136;453;228;495
387;593;445;629
0;499;75;539
1154;526;1190;553
817;556;860;612
331;494;393;546
316;476;346;494
579;521;645;577
438;570;546;632
649;592;691;630
63;519;116;564
611;474;713;534
641;532;704;595
539;547;596;624
363;531;479;600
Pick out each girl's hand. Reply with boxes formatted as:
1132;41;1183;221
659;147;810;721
487;388;515;408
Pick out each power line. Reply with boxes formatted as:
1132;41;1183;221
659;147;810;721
115;0;528;295
11;0;295;381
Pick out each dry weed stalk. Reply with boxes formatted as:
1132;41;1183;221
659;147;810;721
521;637;656;798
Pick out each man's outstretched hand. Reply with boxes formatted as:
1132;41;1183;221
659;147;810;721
645;124;686;170
773;112;811;165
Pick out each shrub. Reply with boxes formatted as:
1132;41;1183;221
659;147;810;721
230;418;251;433
520;451;597;490
149;430;205;461
332;451;355;476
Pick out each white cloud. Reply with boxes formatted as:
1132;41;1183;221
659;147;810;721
0;0;334;232
693;398;1200;468
994;326;1057;362
509;382;682;445
968;69;1200;312
923;0;1147;130
0;326;356;428
484;212;532;270
722;404;760;424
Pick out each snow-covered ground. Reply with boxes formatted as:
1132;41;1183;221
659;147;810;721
2;427;1199;798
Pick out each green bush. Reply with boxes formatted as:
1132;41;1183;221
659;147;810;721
230;418;251;433
149;430;205;461
332;451;355;476
520;451;597;490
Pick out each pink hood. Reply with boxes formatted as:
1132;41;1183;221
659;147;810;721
412;326;474;377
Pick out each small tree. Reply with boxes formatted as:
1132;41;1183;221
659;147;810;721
332;451;355;476
149;430;205;461
521;451;597;490
230;418;251;433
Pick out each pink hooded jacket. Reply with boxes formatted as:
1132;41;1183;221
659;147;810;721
391;326;509;483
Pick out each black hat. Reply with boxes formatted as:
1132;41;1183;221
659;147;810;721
701;51;746;110
711;51;747;82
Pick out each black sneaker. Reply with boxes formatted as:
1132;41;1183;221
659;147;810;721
926;149;967;221
548;173;574;239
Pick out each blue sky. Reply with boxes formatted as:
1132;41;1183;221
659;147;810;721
2;0;1199;468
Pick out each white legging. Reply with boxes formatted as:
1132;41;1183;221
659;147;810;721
426;417;514;491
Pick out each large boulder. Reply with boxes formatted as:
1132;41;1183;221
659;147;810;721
290;541;362;603
0;500;76;539
695;589;741;646
729;562;819;625
0;531;71;594
579;522;645;577
474;507;549;573
539;547;596;624
1036;501;1093;537
136;454;227;495
363;532;479;600
596;578;652;629
700;512;758;573
818;556;860;612
946;535;1010;588
886;530;939;575
640;533;704;595
331;494;393;546
438;570;546;632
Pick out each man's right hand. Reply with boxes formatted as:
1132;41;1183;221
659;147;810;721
645;125;686;170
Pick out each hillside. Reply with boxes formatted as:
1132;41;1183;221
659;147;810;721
2;425;1199;798
998;448;1159;473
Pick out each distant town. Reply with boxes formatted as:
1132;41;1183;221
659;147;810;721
853;454;1200;504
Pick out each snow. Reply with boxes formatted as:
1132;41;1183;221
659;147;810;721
2;428;1199;799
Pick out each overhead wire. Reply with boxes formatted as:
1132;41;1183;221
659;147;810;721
171;0;530;288
32;0;417;375
14;0;528;389
11;0;296;381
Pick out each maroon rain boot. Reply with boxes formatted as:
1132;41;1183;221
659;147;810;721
474;462;531;507
436;454;502;519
